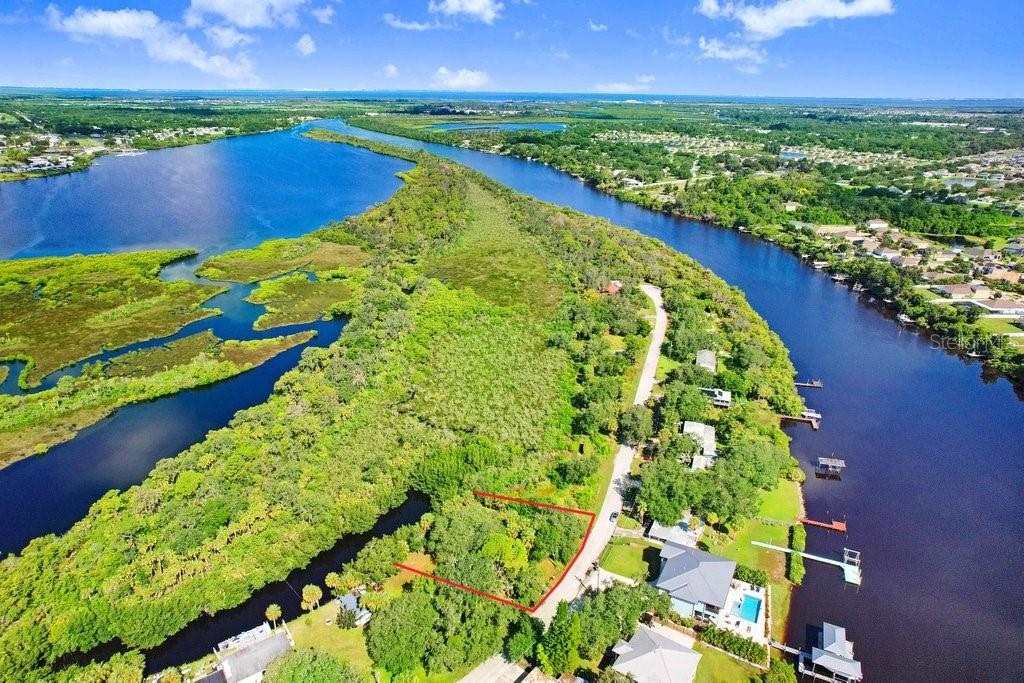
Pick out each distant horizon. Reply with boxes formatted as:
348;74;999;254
2;86;1022;108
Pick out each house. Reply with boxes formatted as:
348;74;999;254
931;283;992;299
962;247;998;261
604;280;623;295
929;250;958;264
783;200;802;212
919;270;952;282
695;349;717;373
983;268;1021;284
647;513;704;548
814;224;858;236
196;624;293;683
683;420;716;455
611;624;702;683
654;543;735;623
699;386;732;408
857;239;880;253
803;623;863;682
974;299;1024;315
865;218;889;230
337;593;372;626
892;255;921;268
872;246;900;260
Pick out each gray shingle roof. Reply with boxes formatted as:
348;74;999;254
811;623;862;680
612;625;701;683
654;542;735;609
221;630;292;682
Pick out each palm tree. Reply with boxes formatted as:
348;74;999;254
324;571;342;596
265;603;282;628
301;584;323;611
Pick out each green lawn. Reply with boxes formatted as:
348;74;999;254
616;514;642;531
288;602;374;677
599;537;661;580
758;480;802;522
655;354;681;382
694;643;762;683
974;316;1023;334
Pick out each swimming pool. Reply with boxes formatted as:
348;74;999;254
737;594;762;623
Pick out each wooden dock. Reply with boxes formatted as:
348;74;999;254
780;415;820;430
798;517;847;533
794;379;823;389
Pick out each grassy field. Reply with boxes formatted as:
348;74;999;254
759;480;803;521
196;238;369;283
973;316;1024;347
247;274;356;330
423;182;564;317
0;250;223;387
599;537;661;580
655;354;682;382
288;602;375;678
694;643;762;683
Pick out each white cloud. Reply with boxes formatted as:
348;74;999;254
697;35;767;72
428;0;503;24
636;74;656;83
383;13;441;31
204;24;253;49
661;26;692;46
697;0;894;41
588;19;607;32
383;63;399;78
311;5;335;24
551;47;569;59
185;0;308;29
47;5;257;83
56;56;75;67
294;33;316;56
433;66;491;89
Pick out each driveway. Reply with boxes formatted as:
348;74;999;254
531;284;667;623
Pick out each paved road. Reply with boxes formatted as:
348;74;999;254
530;284;667;623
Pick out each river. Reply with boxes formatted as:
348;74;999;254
1;121;1022;679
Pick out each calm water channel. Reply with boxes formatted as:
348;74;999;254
1;121;1022;679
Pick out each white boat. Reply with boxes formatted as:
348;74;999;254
897;314;913;324
801;409;823;420
852;283;865;292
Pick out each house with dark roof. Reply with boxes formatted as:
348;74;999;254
611;624;702;683
653;542;735;623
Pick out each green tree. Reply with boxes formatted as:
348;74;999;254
638;456;691;525
618;405;653;445
301;584;323;611
539;602;582;674
264;648;360;683
366;591;439;673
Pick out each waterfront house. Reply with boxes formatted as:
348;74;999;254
196;623;293;683
337;593;372;626
802;623;863;682
865;218;889;230
699;386;732;408
814;224;858;237
695;349;717;373
654;543;734;623
931;283;992;299
611;624;702;683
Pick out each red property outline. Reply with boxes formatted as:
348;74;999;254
393;490;596;613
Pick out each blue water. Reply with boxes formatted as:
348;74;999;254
308;120;1024;681
738;595;762;623
0;127;413;555
2;120;1023;679
430;122;567;132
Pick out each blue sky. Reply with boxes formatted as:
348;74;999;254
1;0;1021;97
